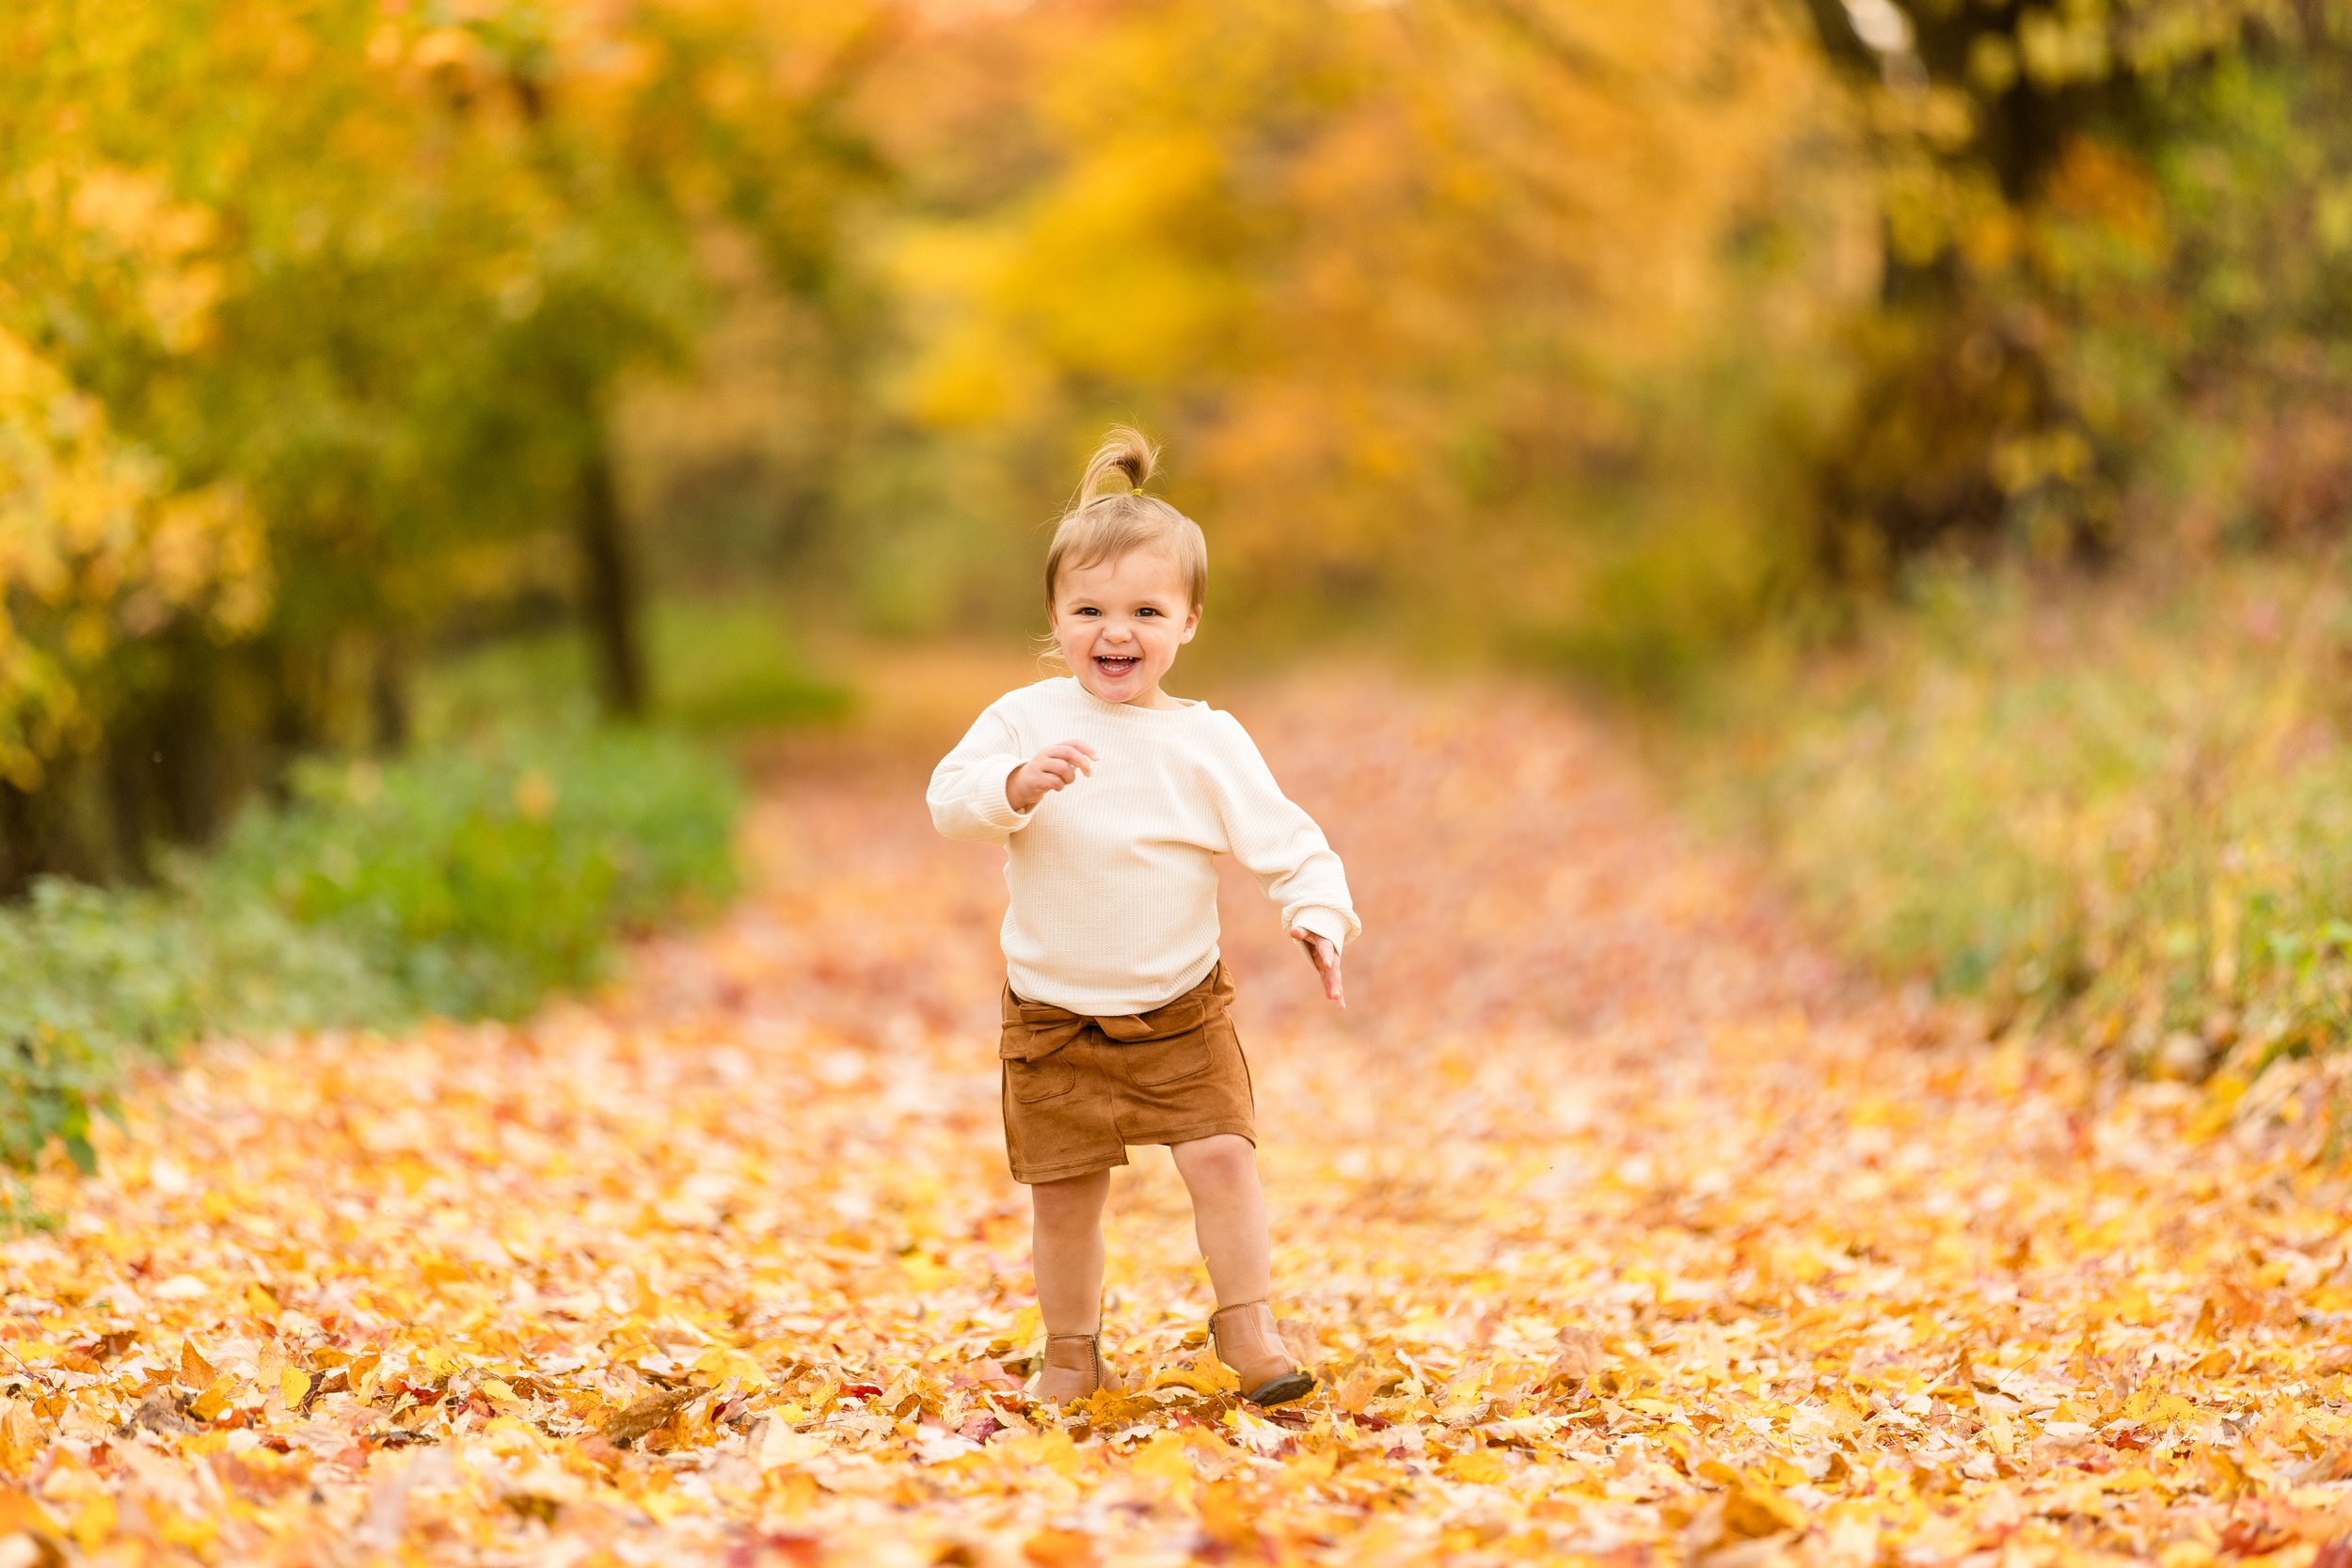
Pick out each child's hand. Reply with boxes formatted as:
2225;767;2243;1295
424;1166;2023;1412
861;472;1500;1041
1007;740;1098;813
1288;927;1345;1008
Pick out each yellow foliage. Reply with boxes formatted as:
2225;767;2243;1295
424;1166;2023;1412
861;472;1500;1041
1442;1447;1508;1485
874;0;1866;630
0;327;265;784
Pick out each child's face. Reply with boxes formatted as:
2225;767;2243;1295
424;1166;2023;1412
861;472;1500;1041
1051;548;1200;706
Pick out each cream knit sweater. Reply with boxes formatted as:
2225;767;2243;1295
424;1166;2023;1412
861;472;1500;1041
929;678;1360;1016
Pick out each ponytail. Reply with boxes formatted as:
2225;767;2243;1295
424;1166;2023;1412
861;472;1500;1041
1044;426;1206;610
1073;426;1159;508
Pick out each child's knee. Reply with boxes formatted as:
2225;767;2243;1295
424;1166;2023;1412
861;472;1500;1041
1173;1133;1257;1187
1030;1171;1107;1221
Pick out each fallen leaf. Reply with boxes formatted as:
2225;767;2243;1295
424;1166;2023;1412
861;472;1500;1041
1022;1527;1096;1567
127;1393;199;1436
600;1388;698;1448
1554;1328;1606;1382
755;1420;830;1470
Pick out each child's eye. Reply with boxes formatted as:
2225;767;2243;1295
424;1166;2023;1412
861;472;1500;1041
1136;608;1158;617
1075;607;1099;616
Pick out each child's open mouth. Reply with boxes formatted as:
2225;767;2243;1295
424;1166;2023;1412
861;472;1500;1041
1094;655;1140;678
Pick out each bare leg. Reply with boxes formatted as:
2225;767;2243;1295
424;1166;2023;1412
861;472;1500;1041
1029;1169;1111;1334
1169;1134;1271;1307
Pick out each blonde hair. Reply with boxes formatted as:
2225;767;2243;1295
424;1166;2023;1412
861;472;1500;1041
1043;427;1207;611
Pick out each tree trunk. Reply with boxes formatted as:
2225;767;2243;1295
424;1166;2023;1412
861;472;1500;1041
150;671;225;845
372;633;412;753
576;440;648;719
102;726;159;884
0;755;111;895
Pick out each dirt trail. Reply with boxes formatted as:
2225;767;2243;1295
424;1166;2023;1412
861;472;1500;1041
8;677;2349;1566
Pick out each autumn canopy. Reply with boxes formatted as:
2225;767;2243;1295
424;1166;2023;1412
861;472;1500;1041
8;0;2345;872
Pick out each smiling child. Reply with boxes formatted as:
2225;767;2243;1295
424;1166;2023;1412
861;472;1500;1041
928;427;1359;1407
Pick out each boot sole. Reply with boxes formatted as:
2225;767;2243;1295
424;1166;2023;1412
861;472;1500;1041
1242;1370;1316;1408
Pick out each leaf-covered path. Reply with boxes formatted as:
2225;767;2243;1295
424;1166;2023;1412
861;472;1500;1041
9;678;2352;1566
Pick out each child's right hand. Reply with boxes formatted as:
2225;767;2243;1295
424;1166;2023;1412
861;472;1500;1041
1007;740;1098;813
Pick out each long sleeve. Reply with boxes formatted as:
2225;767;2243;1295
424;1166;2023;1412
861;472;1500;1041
1205;714;1360;951
928;703;1035;845
929;678;1357;1014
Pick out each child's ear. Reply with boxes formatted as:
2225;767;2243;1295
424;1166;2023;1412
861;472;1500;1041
1179;606;1200;643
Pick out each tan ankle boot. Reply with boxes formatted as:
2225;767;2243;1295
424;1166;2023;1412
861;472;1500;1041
1209;1301;1315;1408
1031;1332;1121;1404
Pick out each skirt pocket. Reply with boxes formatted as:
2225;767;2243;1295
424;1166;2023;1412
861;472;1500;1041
1122;1031;1212;1087
1003;1054;1076;1103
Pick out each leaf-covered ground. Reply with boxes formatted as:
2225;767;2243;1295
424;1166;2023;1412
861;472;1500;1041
8;678;2352;1566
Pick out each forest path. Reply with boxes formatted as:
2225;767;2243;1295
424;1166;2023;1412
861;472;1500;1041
9;674;2349;1567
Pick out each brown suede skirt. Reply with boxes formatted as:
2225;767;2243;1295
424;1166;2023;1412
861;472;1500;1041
999;964;1256;1184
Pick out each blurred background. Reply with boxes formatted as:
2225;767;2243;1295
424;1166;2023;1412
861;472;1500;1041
6;0;2352;1167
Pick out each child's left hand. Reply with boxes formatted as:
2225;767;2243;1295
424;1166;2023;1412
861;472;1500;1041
1287;927;1345;1008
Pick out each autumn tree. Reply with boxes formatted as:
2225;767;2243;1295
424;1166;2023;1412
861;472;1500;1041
0;0;884;886
1794;0;2352;572
861;0;1856;662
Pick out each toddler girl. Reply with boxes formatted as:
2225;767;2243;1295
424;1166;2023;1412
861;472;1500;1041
928;428;1358;1408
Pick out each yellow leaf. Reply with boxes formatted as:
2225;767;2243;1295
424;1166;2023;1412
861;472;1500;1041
1150;1365;1232;1397
1127;1432;1192;1484
278;1369;310;1408
1723;1485;1805;1538
0;1488;58;1539
188;1378;236;1422
0;1403;42;1472
1285;1446;1338;1483
158;1509;217;1551
755;1421;828;1471
1022;1528;1096;1568
1444;1448;1509;1485
482;1417;543;1450
1010;1430;1082;1479
71;1492;115;1550
692;1348;766;1388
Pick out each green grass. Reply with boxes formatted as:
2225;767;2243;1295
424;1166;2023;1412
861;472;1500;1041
207;729;740;1019
418;595;850;745
1671;559;2352;1079
0;728;741;1181
647;598;853;731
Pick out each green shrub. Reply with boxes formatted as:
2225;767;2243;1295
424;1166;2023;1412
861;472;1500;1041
1673;561;2352;1075
207;730;740;1019
0;726;739;1178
